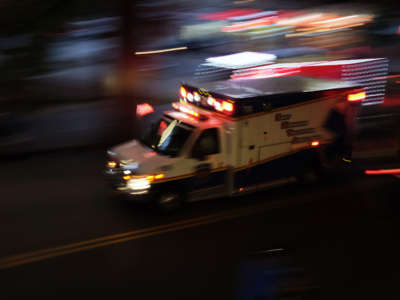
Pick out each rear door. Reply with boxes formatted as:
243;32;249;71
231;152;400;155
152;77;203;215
352;106;400;172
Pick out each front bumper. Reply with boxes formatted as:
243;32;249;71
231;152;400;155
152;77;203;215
104;169;155;203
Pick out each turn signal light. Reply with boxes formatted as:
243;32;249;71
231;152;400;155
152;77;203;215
146;174;165;182
108;161;117;168
155;174;165;180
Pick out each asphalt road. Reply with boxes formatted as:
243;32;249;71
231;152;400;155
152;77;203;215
0;148;400;299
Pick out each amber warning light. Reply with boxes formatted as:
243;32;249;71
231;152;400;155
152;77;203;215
107;161;117;168
172;102;200;118
347;91;366;102
310;141;320;147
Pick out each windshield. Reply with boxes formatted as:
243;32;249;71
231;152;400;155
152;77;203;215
140;115;194;157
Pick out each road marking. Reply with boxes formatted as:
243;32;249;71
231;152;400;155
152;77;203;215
0;197;312;270
0;211;235;267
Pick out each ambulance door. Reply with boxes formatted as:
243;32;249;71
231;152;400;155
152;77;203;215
239;119;259;167
233;119;261;190
188;127;227;201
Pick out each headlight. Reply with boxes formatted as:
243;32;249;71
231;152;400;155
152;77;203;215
127;177;151;191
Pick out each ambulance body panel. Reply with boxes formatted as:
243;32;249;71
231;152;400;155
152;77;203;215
105;75;364;209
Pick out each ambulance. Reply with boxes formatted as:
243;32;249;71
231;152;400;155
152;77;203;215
105;75;365;211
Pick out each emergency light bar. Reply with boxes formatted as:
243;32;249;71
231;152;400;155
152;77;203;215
180;85;235;116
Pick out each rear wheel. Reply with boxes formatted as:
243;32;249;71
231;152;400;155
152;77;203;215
296;166;319;185
296;151;322;185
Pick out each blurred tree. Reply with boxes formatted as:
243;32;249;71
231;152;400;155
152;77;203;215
118;0;137;138
0;0;117;104
0;0;73;104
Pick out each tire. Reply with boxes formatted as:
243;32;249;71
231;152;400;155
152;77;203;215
154;190;183;213
296;167;319;185
296;152;322;185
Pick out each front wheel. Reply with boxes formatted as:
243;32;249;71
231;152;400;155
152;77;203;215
154;191;183;213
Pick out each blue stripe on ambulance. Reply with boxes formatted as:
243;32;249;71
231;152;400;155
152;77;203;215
233;149;316;189
153;149;316;195
152;168;227;195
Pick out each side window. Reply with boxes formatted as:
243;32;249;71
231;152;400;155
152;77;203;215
193;128;220;156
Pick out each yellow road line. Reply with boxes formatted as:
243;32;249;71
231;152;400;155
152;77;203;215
0;210;234;265
0;212;240;269
0;197;311;270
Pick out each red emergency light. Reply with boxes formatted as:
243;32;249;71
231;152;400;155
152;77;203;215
207;97;235;114
136;103;154;117
222;101;234;112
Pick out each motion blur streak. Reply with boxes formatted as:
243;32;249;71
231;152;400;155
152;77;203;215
0;195;313;270
365;169;400;175
198;9;260;21
134;47;187;55
374;74;400;80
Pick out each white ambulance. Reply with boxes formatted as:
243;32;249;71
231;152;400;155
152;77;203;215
105;75;364;211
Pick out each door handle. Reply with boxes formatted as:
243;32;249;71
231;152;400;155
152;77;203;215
195;163;211;171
